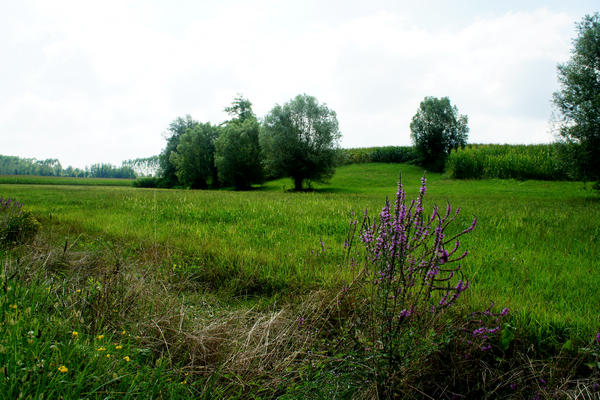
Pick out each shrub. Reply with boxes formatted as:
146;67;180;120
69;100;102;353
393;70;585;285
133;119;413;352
132;176;165;188
343;175;477;395
0;198;40;247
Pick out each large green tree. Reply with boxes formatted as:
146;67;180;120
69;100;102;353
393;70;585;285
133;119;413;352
215;97;263;190
158;115;199;187
260;94;341;191
169;123;219;189
410;96;468;172
553;13;600;186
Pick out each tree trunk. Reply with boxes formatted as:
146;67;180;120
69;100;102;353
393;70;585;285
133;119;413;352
294;177;303;191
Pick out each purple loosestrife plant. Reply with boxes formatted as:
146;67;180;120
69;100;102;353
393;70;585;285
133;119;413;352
346;175;476;374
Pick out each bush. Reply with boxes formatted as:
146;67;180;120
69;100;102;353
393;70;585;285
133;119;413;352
0;198;40;247
132;177;165;188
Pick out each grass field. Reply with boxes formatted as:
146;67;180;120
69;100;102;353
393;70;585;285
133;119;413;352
2;163;599;339
2;163;600;398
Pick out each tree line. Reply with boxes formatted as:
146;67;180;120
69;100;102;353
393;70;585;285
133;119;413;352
0;155;140;179
147;94;341;191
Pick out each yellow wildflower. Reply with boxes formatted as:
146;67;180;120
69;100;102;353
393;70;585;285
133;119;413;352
9;304;17;310
72;331;78;337
123;356;130;362
97;334;104;340
106;354;111;358
76;289;81;293
58;365;68;373
115;345;123;350
121;330;127;335
97;347;106;352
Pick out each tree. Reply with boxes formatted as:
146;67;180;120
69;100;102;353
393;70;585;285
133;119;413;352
215;97;263;190
260;94;341;191
553;13;600;186
169;123;219;189
223;95;254;123
158;115;199;187
410;97;468;172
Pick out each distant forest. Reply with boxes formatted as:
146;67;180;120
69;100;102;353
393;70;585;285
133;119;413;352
0;155;158;179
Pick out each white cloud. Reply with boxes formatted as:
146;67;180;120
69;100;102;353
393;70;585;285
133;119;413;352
0;1;588;167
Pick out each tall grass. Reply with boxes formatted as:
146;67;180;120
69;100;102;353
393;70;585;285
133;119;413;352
2;164;599;397
447;144;568;181
2;163;599;341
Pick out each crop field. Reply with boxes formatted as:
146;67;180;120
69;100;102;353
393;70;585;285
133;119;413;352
2;163;599;338
0;175;134;186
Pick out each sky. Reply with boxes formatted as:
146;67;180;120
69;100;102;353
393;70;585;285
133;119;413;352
1;0;598;169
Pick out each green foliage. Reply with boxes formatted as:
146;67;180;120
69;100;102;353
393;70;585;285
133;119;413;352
215;97;263;190
170;123;220;189
410;96;469;172
87;163;136;179
132;176;165;188
553;13;600;185
0;155;136;179
0;200;39;247
223;95;254;124
341;146;418;164
159;115;200;187
0;155;63;176
447;144;569;180
261;94;341;190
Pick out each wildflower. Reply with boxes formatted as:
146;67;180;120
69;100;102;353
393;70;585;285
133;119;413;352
58;365;68;373
97;334;104;340
106;354;111;358
76;289;81;293
297;316;305;327
72;331;78;337
123;356;130;362
97;347;106;352
9;304;17;310
121;330;127;336
115;345;123;350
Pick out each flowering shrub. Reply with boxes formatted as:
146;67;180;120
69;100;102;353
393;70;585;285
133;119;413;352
0;197;40;247
344;175;477;392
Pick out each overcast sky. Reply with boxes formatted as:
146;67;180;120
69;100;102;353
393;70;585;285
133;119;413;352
1;0;597;168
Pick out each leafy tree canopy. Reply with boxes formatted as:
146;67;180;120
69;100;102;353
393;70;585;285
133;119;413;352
215;97;263;190
410;96;468;172
553;13;600;184
169;123;219;189
159;115;199;187
260;94;341;190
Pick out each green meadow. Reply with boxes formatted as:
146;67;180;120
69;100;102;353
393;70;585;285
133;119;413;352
2;162;599;339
